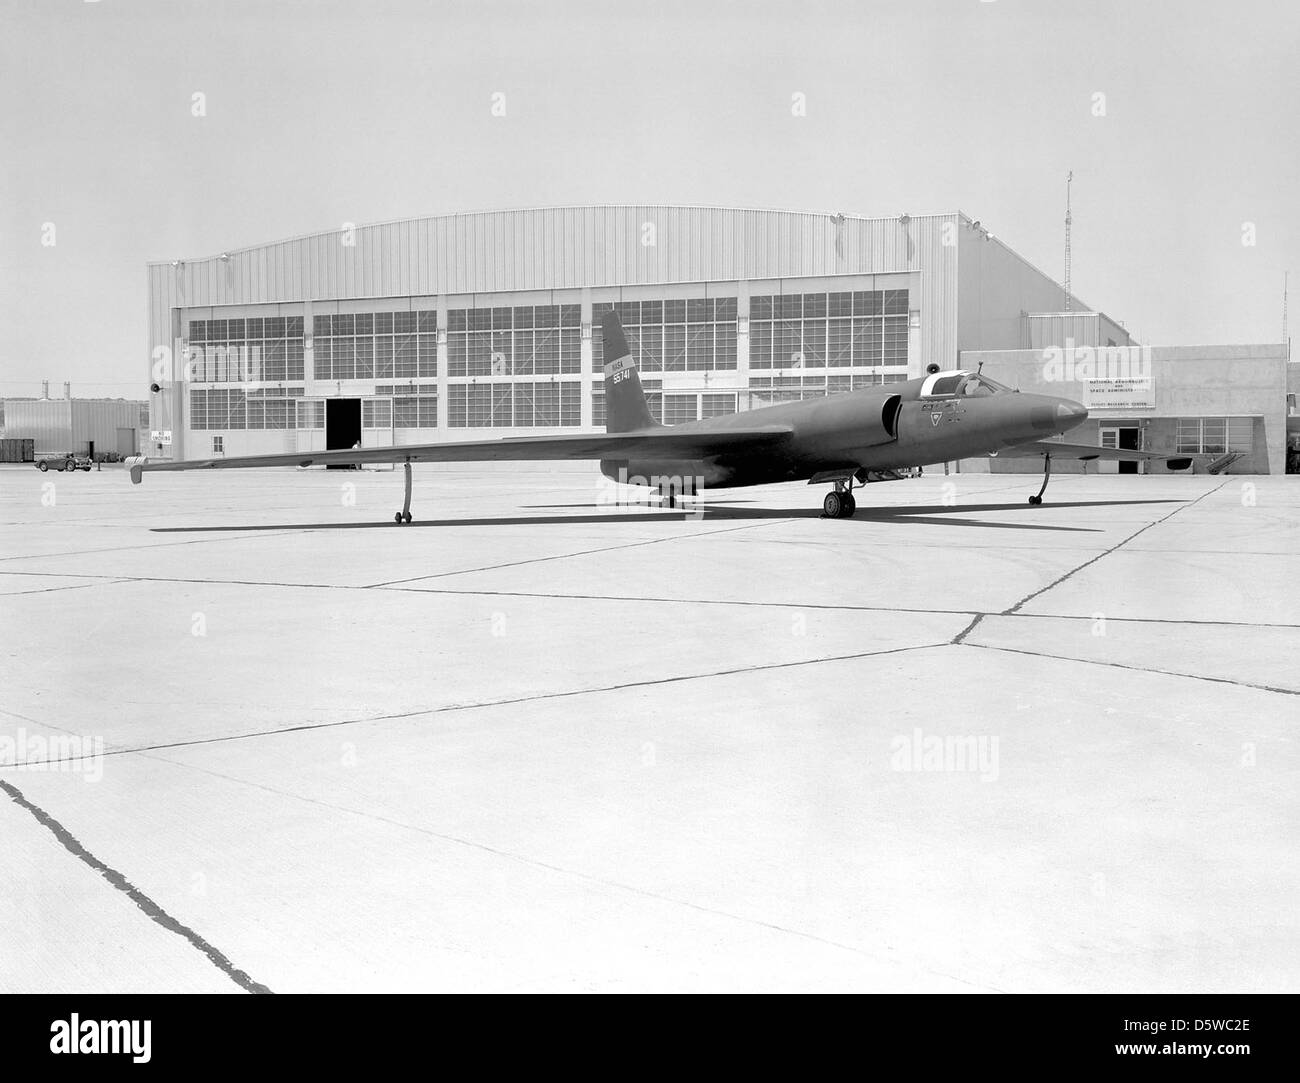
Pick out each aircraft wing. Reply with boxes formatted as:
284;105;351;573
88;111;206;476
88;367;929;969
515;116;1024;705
128;425;794;482
997;439;1192;468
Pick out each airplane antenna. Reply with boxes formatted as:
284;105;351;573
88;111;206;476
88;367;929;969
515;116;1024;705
1063;171;1073;312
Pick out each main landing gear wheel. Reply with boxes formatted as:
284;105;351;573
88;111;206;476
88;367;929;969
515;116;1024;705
1028;495;1042;506
823;491;856;518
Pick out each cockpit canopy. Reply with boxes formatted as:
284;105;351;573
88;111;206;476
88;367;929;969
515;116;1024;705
919;369;1015;399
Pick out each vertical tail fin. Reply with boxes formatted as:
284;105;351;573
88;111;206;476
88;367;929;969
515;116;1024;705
601;312;657;432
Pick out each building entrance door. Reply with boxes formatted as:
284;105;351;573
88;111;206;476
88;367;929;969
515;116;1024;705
1099;425;1142;474
325;399;361;468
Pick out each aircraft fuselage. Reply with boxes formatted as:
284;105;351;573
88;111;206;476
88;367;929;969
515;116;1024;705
600;377;1088;489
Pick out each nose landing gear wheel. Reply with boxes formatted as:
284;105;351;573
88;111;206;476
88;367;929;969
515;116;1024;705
393;460;414;524
1028;452;1052;506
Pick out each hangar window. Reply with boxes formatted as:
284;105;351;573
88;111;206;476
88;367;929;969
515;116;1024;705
191;386;304;430
701;393;738;417
1176;417;1253;455
391;395;437;429
748;289;908;370
662;394;699;425
591;296;738;372
362;399;393;429
747;373;883;406
448;303;580;378
186;314;304;383
311;308;436;381
450;382;579;428
297;400;324;430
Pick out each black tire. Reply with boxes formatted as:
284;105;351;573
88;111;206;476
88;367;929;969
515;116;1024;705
841;493;857;517
65;459;75;472
823;491;843;518
394;512;403;524
1028;495;1042;506
38;461;48;472
402;512;412;523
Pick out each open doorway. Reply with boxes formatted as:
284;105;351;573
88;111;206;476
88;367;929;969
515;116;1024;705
1100;424;1142;474
325;398;361;468
1116;427;1140;473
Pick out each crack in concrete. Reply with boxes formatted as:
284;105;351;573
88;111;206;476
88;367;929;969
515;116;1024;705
1001;482;1228;616
0;778;272;994
964;641;1299;697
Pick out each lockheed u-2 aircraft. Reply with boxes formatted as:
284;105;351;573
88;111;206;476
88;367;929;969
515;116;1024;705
130;312;1189;521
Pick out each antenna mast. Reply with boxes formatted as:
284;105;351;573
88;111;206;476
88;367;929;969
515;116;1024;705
1063;171;1073;312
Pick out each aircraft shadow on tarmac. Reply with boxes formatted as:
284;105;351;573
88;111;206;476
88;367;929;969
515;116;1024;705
150;498;1182;534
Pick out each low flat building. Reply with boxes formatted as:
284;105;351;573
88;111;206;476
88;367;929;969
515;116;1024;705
3;398;147;458
959;343;1289;474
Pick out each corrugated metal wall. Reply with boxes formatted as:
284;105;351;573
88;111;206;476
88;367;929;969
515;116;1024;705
71;401;145;454
3;400;143;456
148;206;962;374
3;400;72;455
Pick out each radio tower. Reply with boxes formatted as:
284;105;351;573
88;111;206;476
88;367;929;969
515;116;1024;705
1063;171;1073;312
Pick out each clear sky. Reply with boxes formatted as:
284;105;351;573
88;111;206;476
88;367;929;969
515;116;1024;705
1;0;1296;396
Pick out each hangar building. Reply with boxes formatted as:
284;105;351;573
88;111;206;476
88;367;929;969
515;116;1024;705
145;205;1287;473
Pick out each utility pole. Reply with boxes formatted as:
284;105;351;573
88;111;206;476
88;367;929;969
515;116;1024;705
1284;271;1290;358
1063;171;1073;312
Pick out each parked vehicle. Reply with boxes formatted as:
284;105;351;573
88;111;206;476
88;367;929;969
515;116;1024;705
36;455;93;473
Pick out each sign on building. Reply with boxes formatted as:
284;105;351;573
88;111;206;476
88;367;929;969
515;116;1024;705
150;429;173;445
1084;377;1154;410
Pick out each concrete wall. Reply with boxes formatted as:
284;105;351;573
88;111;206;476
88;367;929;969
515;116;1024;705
958;344;1289;474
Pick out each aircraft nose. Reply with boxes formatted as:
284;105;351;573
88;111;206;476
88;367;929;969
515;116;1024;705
1056;399;1088;428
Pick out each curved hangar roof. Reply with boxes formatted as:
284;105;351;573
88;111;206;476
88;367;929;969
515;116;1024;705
148;205;958;308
